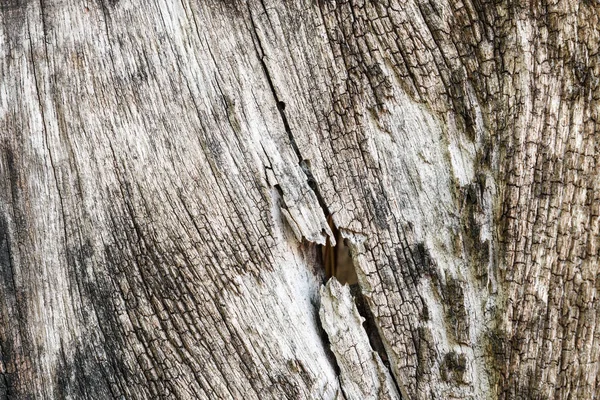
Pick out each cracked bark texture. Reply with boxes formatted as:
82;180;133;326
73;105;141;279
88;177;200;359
320;278;401;400
0;0;598;399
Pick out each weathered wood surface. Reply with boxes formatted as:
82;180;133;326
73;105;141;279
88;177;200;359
320;279;400;400
0;0;598;399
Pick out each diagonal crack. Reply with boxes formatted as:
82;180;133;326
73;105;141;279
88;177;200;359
246;6;345;386
246;7;403;397
246;10;332;224
350;284;404;399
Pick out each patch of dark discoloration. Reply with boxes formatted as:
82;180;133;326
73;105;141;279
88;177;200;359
0;215;15;298
271;373;302;399
54;341;118;399
415;326;435;386
413;242;434;276
439;351;467;384
212;0;245;17
484;326;505;390
4;148;22;214
97;0;119;8
446;69;478;142
459;178;491;284
0;215;26;398
420;301;430;322
205;136;224;167
61;221;157;397
442;277;469;344
0;339;14;399
69;243;149;397
396;240;442;295
393;238;444;324
0;216;16;398
286;358;316;389
0;0;23;11
66;241;94;269
66;239;102;325
0;0;27;49
366;190;390;230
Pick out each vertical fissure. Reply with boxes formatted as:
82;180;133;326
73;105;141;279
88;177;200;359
246;11;347;385
351;284;404;398
248;9;401;397
321;226;403;396
247;10;332;220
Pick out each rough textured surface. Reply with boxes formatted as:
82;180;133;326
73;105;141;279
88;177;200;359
0;0;599;399
320;278;401;400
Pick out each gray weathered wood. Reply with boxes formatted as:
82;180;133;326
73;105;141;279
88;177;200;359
0;0;598;399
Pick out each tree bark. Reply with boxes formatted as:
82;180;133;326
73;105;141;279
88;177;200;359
1;0;598;399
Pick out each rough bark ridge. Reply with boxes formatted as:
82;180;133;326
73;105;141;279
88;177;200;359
0;0;598;399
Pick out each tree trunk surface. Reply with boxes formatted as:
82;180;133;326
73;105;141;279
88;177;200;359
1;0;598;399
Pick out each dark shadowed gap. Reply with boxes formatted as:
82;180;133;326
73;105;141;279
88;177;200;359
249;15;402;395
318;220;404;398
351;284;403;399
318;217;358;285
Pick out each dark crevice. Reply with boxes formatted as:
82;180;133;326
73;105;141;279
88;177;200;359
247;9;344;382
248;8;401;397
247;9;351;284
318;221;358;286
350;285;390;367
351;284;404;399
312;294;341;378
247;11;332;223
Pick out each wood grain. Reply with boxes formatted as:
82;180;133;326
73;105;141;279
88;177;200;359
0;0;598;398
